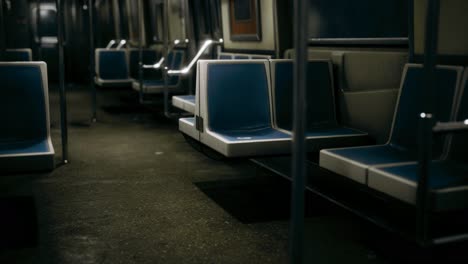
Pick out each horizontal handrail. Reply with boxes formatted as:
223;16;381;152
140;39;189;69
433;120;468;134
143;57;165;69
167;39;223;76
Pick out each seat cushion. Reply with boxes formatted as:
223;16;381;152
305;127;365;138
172;95;195;114
172;95;195;113
0;140;52;156
133;79;178;88
207;128;291;157
368;161;468;211
305;127;369;152
0;139;54;173
95;77;132;87
214;127;290;142
320;145;414;184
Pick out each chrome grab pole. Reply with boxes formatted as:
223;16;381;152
0;0;5;60
416;0;440;245
290;0;309;262
137;0;144;103
89;0;97;122
142;56;165;69
56;0;69;163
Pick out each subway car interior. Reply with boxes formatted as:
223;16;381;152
1;0;468;263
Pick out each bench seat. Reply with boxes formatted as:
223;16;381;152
172;95;195;113
320;64;463;184
368;161;468;211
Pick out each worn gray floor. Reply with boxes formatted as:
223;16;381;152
0;85;466;263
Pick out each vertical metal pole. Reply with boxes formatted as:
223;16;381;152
163;0;170;115
416;0;439;245
56;0;69;164
138;0;145;103
290;0;309;263
0;0;6;60
36;0;42;60
89;0;97;122
113;0;121;39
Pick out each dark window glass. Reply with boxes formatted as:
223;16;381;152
234;0;251;21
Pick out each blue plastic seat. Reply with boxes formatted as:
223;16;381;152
5;49;32;61
367;69;468;211
0;62;54;173
320;64;463;184
95;49;132;87
197;60;291;157
271;60;368;151
132;50;185;94
174;53;272;113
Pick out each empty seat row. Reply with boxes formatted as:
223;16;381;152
95;48;185;93
179;59;369;157
0;62;54;173
285;49;409;144
320;67;468;211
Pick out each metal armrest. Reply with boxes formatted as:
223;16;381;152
116;40;127;50
433;120;468;134
106;40;116;49
167;39;223;76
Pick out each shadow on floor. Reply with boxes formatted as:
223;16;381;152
0;196;38;249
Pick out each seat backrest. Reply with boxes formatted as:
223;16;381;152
234;55;249;60
128;49;160;79
0;62;49;143
219;54;233;59
252;55;272;60
5;49;33;61
271;59;336;131
389;64;462;156
449;69;468;161
337;51;408;143
340;52;408;92
96;49;129;80
205;61;271;132
283;49;334;60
